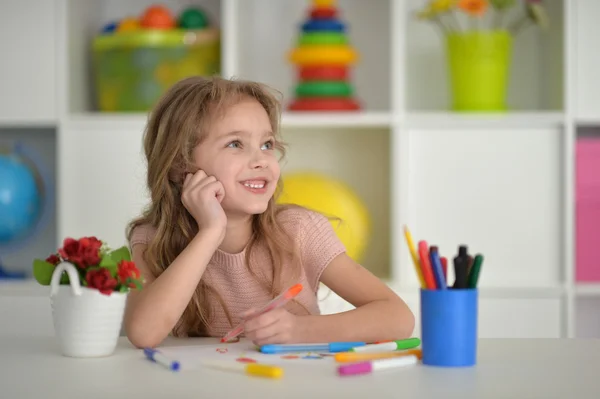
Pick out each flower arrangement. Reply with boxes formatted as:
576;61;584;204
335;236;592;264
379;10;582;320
32;236;143;295
416;0;549;35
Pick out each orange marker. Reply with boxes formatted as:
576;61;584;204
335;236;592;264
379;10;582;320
418;241;437;289
220;284;303;343
335;349;422;363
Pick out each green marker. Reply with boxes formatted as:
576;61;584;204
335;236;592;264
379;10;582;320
350;337;421;353
467;254;484;288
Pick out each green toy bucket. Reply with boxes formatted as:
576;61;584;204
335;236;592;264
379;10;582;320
446;30;512;112
92;28;220;112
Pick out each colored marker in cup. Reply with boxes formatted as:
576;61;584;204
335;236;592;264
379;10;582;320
337;355;419;376
221;283;303;343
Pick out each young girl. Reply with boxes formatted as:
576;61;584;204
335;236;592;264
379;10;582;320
125;76;415;348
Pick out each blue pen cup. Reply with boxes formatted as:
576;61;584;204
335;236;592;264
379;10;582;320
420;288;478;367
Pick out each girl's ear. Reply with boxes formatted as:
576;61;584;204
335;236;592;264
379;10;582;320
169;161;197;185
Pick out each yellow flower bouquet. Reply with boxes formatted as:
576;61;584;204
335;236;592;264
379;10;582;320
416;0;549;112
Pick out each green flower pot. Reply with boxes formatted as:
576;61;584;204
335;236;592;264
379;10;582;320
446;30;512;112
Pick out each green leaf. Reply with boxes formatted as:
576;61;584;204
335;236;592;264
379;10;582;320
98;255;117;277
32;259;55;285
110;246;131;263
133;280;143;291
119;285;129;293
60;273;70;284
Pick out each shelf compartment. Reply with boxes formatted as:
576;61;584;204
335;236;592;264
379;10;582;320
404;0;564;112
575;132;600;283
64;0;222;114
0;128;58;279
235;0;391;112
575;297;600;338
280;126;390;279
401;125;563;288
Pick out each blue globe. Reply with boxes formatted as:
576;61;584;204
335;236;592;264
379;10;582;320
0;154;41;243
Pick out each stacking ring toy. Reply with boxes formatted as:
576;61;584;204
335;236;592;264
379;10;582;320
312;0;337;7
310;7;337;19
299;32;347;46
302;19;345;32
289;46;358;65
299;66;348;81
288;97;361;111
296;81;352;97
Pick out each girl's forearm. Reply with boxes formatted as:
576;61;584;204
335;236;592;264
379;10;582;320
298;299;415;344
125;230;222;348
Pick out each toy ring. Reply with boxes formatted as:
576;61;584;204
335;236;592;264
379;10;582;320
302;19;345;33
299;66;348;81
310;7;337;19
299;32;347;46
288;97;361;111
289;46;358;66
295;81;352;97
312;0;337;7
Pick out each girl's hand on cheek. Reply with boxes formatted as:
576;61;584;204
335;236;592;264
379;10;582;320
243;307;301;346
181;170;227;242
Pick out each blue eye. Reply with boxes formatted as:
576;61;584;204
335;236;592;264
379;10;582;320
227;140;241;149
262;140;274;150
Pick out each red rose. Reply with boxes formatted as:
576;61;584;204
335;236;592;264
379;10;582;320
45;254;60;265
85;268;117;295
117;260;141;287
58;237;102;268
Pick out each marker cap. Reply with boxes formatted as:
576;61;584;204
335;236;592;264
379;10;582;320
338;361;372;376
246;364;284;379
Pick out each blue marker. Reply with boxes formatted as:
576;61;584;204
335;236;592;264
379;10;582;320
429;248;447;290
143;348;180;371
260;342;365;354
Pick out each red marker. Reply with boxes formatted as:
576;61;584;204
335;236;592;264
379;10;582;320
220;284;303;343
418;241;437;289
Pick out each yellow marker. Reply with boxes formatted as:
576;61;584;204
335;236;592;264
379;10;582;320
403;226;426;288
203;361;283;379
335;349;422;363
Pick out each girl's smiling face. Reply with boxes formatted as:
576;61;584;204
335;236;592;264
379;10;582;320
192;98;281;218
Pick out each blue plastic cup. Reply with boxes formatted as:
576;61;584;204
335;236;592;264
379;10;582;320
420;288;478;367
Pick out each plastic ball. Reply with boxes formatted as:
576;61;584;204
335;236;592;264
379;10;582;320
100;21;118;34
0;154;41;242
140;5;176;30
178;7;208;29
278;172;370;262
117;17;140;32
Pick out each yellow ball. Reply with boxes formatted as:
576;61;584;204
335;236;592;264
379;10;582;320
117;17;140;33
313;0;336;7
278;172;371;262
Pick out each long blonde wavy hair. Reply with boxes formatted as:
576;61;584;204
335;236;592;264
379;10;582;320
127;76;305;336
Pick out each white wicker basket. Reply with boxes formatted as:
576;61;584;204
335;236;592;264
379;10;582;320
50;262;127;357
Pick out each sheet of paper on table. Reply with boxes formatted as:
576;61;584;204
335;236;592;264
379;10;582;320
158;341;337;371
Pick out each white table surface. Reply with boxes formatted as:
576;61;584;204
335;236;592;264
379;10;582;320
1;335;599;399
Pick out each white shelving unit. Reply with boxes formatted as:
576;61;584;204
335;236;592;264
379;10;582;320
2;0;600;339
